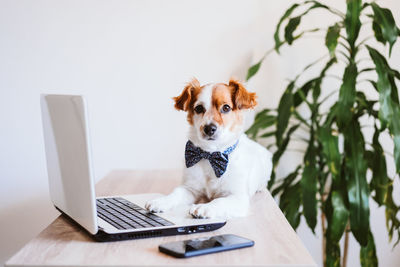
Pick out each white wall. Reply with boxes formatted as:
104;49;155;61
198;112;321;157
0;1;399;266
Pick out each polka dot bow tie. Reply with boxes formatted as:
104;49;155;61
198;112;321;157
185;140;239;178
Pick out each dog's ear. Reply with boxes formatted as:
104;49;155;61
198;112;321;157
229;79;257;110
173;78;201;111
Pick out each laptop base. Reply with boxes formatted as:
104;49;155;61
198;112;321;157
56;206;226;242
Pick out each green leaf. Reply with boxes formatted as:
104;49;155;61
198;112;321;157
385;183;400;245
389;68;400;81
279;182;302;230
246;116;275;139
293;79;315;107
246;109;276;139
389;71;400;105
284;16;301;45
254;108;271;120
274;1;335;52
390;105;400;173
268;170;276;190
337;63;358;129
304;0;344;18
274;3;300;52
300;109;319;233
372;20;385;45
272;166;301;196
325;23;341;56
313;57;337;102
368;126;389;205
329;191;349;243
367;47;395;127
301;156;318;232
326;239;341;267
323;103;338;127
367;46;400;172
355;91;378;118
259;131;275;138
344;119;369;246
269;123;300;190
276;81;295;145
273;124;300;166
246;60;262;81
371;2;399;55
344;0;362;47
319;127;341;184
360;231;378;267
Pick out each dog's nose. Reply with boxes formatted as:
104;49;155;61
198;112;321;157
204;124;217;136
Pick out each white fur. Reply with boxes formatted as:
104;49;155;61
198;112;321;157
145;83;273;219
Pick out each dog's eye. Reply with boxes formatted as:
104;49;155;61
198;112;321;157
194;105;205;114
221;104;231;113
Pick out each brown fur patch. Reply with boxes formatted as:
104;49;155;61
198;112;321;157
173;78;202;124
229;79;257;110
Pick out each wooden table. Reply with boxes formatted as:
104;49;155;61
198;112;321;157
6;170;316;266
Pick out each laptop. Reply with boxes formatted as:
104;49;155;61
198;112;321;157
40;94;226;242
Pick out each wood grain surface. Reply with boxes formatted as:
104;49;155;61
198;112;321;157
6;169;316;266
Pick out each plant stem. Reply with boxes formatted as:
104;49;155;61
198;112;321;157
297;53;329;76
337;50;351;62
260;47;276;62
320;185;328;267
319;90;339;104
342;223;350;267
339;35;351;49
356;78;374;85
293;111;312;128
356;35;374;48
321;210;327;267
338;41;351;53
292;133;309;142
359;67;375;73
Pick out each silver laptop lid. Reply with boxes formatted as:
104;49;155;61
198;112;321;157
40;95;98;234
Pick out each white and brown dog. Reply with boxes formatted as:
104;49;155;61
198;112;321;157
145;78;272;219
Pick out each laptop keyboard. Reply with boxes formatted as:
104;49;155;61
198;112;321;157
96;197;174;230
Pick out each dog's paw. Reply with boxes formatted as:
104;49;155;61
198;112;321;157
189;201;248;219
189;203;220;219
145;197;174;213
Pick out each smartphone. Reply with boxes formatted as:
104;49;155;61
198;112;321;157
158;234;254;258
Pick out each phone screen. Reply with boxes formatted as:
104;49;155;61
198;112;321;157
159;234;254;258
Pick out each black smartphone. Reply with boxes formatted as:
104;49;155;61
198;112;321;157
158;234;254;258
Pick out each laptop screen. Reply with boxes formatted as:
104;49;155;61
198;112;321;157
40;95;98;234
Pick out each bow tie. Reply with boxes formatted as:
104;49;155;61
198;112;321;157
185;140;239;178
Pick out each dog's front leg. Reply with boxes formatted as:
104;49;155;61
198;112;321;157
189;194;250;219
145;186;196;213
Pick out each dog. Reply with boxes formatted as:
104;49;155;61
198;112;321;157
145;78;272;219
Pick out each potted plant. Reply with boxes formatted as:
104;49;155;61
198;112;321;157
246;0;400;266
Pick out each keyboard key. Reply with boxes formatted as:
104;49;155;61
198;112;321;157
98;212;124;229
96;197;174;230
